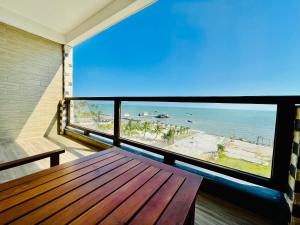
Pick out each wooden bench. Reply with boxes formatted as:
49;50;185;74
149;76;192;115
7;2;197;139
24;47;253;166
0;149;65;171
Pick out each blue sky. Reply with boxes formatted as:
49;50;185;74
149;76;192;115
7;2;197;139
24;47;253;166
73;0;300;97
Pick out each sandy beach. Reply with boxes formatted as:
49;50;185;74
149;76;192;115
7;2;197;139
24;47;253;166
72;111;273;177
74;116;272;165
122;130;273;166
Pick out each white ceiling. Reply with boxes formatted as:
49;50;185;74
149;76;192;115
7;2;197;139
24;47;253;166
0;0;155;45
0;0;112;34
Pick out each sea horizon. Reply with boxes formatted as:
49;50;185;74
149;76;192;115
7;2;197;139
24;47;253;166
77;102;277;145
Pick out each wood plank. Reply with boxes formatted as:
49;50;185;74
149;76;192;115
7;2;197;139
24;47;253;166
0;148;203;225
40;163;150;225
0;150;112;192
70;167;162;225
99;171;174;225
0;154;126;212
195;193;276;225
0;148;114;191
156;178;202;225
0;152;119;201
129;175;185;225
1;159;138;224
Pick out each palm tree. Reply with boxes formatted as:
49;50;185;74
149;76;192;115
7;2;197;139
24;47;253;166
152;123;163;139
89;104;103;124
134;120;141;131
174;126;181;136
79;100;88;108
183;126;190;134
186;127;190;134
124;119;136;136
73;100;88;120
74;100;87;110
162;128;175;144
179;126;185;135
141;121;151;138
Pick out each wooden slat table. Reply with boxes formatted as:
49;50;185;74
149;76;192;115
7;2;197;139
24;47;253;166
0;147;202;225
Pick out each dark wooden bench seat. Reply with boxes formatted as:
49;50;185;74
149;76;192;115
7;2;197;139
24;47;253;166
0;149;65;171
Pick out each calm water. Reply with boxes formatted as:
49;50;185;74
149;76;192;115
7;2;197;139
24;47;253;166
77;102;277;144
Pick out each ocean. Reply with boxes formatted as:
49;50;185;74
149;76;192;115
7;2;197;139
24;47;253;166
78;103;277;145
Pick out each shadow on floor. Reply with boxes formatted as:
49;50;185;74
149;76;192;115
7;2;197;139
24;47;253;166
0;135;97;183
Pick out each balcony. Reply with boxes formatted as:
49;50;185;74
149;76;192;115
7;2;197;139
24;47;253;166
1;94;298;224
1;0;300;224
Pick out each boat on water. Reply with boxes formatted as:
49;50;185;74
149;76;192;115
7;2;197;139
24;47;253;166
138;112;149;116
187;120;193;123
156;114;170;118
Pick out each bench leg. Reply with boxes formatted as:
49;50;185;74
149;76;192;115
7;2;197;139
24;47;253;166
50;154;59;167
185;201;195;225
163;156;175;165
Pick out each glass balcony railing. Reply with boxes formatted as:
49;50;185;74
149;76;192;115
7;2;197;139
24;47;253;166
64;96;300;191
70;100;114;135
120;102;276;178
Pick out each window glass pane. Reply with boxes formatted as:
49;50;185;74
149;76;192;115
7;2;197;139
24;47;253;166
70;100;114;135
121;102;276;178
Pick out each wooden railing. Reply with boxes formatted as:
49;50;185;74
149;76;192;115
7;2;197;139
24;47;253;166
64;96;300;192
0;149;65;171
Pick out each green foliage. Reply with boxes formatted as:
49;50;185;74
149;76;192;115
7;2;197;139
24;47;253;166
98;121;113;131
135;120;142;130
217;144;225;152
122;120;191;142
89;104;103;123
185;127;190;134
74;100;88;110
174;126;181;136
152;123;163;139
141;121;151;137
79;100;88;107
180;126;186;134
162;128;176;144
124;119;138;136
214;152;271;177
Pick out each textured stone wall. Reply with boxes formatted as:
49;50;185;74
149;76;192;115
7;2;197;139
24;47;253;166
0;22;63;142
58;45;73;135
64;45;73;98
